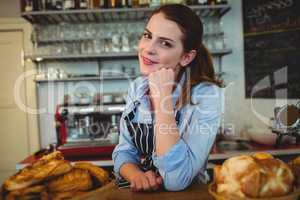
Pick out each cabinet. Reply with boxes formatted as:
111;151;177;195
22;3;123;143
21;3;232;148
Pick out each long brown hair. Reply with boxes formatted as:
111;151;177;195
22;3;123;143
149;4;223;107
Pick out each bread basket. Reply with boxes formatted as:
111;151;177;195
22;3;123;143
208;183;300;200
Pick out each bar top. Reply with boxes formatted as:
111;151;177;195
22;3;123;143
73;181;213;200
16;143;300;170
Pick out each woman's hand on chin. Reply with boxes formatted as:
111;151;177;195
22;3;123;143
148;68;176;110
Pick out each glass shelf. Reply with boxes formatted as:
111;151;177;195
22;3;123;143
25;52;138;62
25;49;232;62
22;5;231;24
35;75;138;83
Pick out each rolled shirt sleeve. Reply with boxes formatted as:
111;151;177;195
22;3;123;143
152;83;223;191
112;116;141;177
112;79;142;177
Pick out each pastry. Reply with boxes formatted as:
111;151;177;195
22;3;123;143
214;154;294;198
4;185;45;200
48;168;92;192
289;156;300;187
73;162;110;185
3;151;72;191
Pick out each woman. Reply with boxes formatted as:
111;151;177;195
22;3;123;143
112;4;223;192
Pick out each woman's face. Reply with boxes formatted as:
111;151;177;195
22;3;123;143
138;13;187;76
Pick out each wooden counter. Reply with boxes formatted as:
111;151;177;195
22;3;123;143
73;181;214;200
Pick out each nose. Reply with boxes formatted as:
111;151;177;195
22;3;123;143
144;40;156;55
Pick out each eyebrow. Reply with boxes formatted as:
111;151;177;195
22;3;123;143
144;28;175;42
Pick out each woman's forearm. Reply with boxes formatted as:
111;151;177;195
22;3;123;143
120;163;144;182
154;98;180;156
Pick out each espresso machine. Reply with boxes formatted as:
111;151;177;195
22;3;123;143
271;101;300;147
55;103;123;158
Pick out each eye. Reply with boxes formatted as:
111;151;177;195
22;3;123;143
142;32;151;39
160;40;172;48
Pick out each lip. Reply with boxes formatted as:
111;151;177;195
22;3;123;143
141;56;158;65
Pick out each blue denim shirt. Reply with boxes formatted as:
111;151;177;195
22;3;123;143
112;73;223;191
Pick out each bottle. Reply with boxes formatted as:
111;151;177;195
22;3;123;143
63;0;75;9
121;0;126;7
108;115;119;144
138;0;149;7
79;0;88;8
75;0;80;8
149;0;160;7
45;0;53;9
33;0;43;11
115;0;123;8
108;0;116;8
198;0;207;5
185;0;197;5
54;0;63;10
24;0;33;11
100;0;108;8
92;0;100;8
132;0;139;7
208;0;216;5
98;0;103;7
219;0;227;4
126;0;132;7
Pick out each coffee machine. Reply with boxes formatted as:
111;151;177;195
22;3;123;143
271;101;300;147
55;103;123;158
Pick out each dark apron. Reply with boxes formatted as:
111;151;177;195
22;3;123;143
117;103;180;188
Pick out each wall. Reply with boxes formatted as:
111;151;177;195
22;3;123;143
35;0;300;146
222;0;299;138
1;0;299;146
0;0;41;157
0;0;20;18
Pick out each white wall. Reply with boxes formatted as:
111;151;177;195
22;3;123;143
221;0;299;138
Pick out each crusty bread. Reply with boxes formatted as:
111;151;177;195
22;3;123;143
214;154;294;198
3;151;72;191
289;156;300;187
48;168;92;192
2;152;111;199
73;162;110;185
8;184;45;196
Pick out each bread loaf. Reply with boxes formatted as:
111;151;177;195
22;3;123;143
214;154;294;198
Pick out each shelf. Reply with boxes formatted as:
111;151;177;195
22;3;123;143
35;75;138;83
34;32;224;44
25;49;232;62
21;5;231;24
34;37;94;44
25;52;138;62
58;104;126;114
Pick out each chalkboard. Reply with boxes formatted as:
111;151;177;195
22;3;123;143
243;0;300;99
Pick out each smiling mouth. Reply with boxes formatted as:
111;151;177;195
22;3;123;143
142;56;158;65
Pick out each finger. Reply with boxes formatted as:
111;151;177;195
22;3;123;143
145;173;158;190
135;179;143;192
141;176;151;191
156;176;163;185
130;181;136;191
